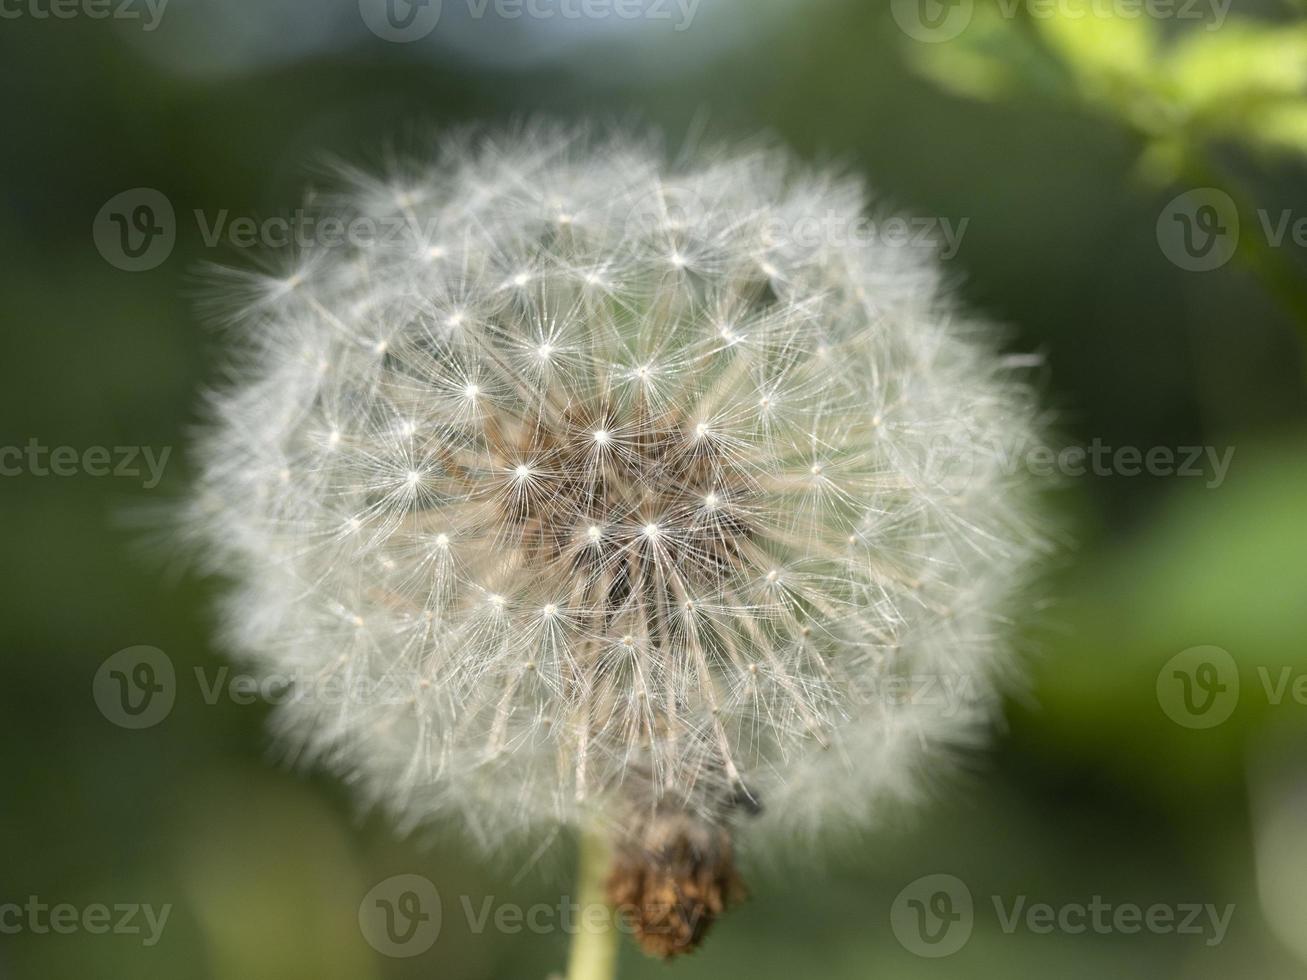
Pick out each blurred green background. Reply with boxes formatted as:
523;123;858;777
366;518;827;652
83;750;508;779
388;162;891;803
3;0;1307;976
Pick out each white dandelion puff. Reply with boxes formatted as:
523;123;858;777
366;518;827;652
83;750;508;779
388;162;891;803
188;123;1046;957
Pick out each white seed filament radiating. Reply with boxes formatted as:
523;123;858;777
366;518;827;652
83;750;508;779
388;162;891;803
191;127;1043;847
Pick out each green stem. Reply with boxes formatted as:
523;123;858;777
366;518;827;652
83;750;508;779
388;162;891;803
565;830;619;980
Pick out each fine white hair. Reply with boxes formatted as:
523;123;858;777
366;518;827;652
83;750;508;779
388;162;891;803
189;123;1044;851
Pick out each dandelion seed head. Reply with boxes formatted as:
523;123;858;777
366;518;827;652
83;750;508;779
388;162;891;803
189;124;1046;853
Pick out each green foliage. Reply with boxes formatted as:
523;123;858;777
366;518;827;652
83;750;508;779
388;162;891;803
5;2;1307;976
908;5;1307;180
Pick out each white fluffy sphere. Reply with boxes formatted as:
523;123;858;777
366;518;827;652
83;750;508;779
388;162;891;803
190;125;1044;852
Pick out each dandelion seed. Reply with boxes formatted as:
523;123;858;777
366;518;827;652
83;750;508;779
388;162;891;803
189;124;1045;962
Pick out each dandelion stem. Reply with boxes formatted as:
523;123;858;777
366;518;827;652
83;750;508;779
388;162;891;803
565;830;619;980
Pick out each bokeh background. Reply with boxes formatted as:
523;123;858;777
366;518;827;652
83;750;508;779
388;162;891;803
3;0;1307;976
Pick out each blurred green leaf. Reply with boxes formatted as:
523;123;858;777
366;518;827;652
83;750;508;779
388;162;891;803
1036;0;1159;82
1025;439;1307;796
1165;23;1307;112
907;10;1307;166
1248;101;1307;154
906;7;1037;101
